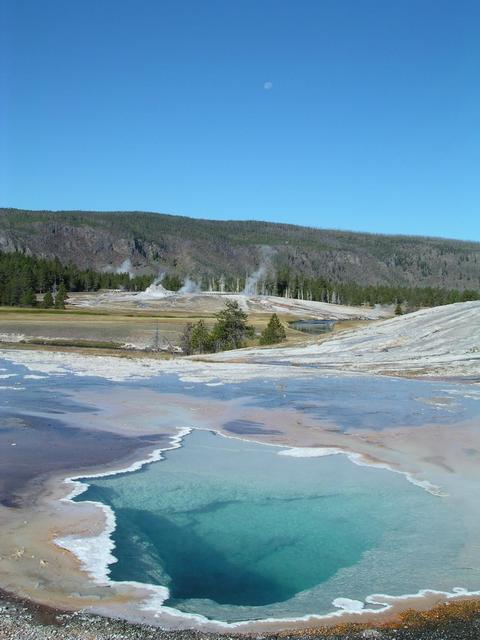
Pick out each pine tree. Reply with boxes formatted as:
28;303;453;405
42;291;54;308
179;323;194;355
259;314;286;345
20;287;37;307
191;320;212;353
394;302;403;315
210;300;254;351
55;282;68;309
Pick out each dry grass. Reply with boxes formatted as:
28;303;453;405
0;307;311;351
0;306;375;358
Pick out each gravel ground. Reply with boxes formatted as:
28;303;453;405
2;591;480;640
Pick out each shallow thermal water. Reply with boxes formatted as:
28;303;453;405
1;354;480;624
1;356;479;433
77;429;477;623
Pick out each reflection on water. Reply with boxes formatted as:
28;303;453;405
2;356;478;434
0;355;479;508
289;319;336;334
0;359;167;507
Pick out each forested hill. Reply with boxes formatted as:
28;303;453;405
1;208;479;291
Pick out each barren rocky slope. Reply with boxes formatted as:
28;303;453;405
210;301;480;378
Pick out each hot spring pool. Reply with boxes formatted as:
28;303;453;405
75;429;474;623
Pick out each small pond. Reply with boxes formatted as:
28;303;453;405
289;319;336;334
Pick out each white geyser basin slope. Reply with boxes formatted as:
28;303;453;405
208;301;480;378
68;289;390;320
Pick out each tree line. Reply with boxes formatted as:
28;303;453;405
1;249;478;310
159;269;480;310
0;251;153;307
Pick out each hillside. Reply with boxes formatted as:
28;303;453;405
1;208;479;290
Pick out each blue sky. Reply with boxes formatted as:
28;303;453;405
1;0;479;240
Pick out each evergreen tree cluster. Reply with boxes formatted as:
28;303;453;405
181;303;287;354
1;248;478;311
161;273;183;291
0;251;153;307
180;301;255;354
185;270;479;310
255;267;480;308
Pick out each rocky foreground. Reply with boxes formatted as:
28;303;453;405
2;591;480;640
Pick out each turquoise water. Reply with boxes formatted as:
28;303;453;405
2;356;479;623
77;429;474;623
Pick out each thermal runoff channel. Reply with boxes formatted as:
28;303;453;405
76;429;472;623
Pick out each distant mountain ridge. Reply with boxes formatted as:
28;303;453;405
1;208;479;290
